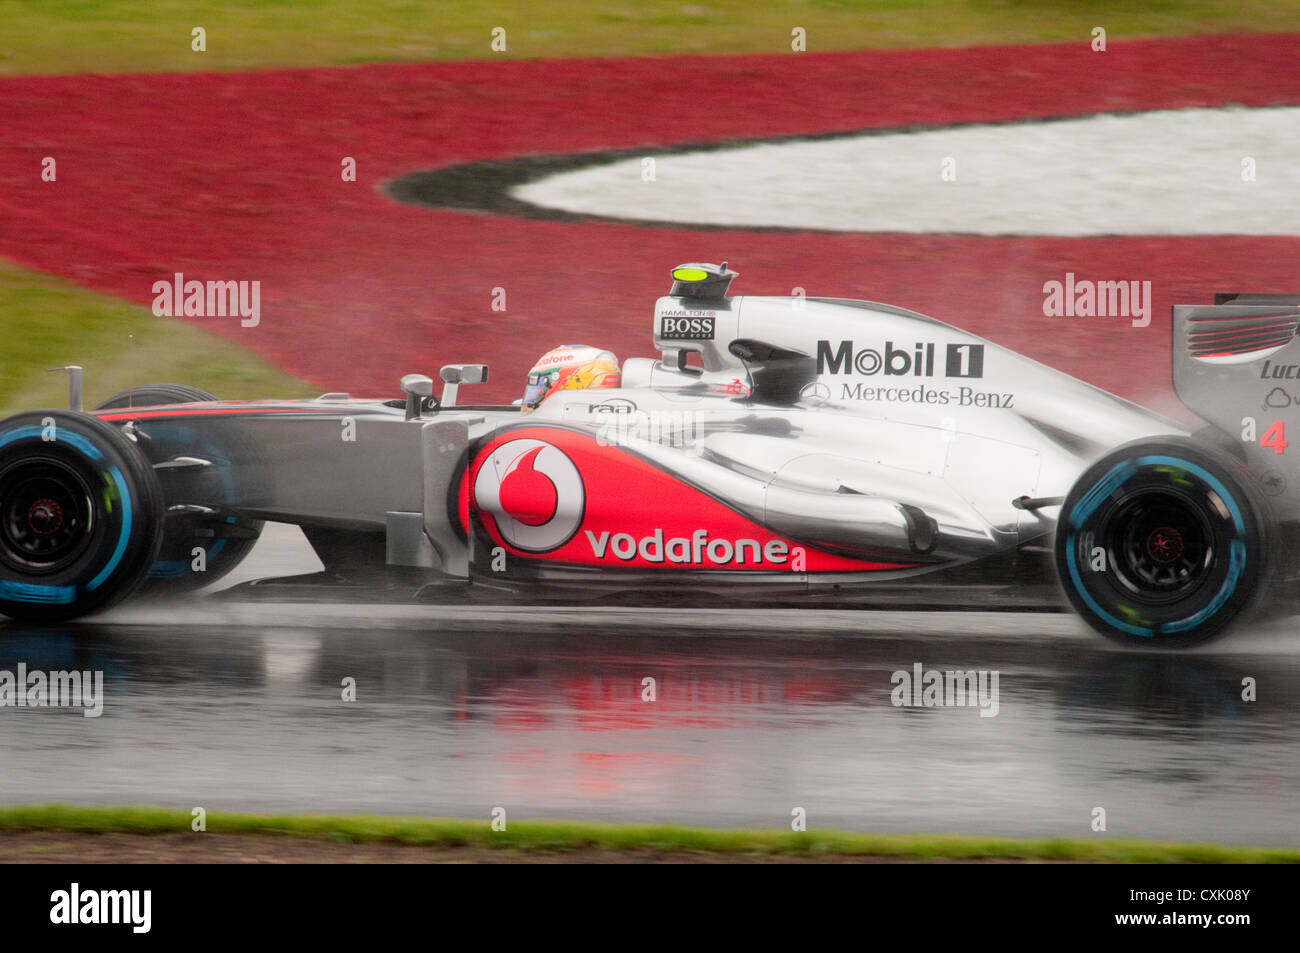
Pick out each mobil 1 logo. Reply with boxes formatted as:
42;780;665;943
816;340;985;379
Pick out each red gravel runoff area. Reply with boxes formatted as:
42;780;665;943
2;33;1300;404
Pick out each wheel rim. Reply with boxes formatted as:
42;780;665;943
1103;488;1215;603
0;455;97;574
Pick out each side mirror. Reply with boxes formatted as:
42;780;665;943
438;364;488;407
400;374;434;420
440;364;488;385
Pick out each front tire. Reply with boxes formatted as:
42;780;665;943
1054;437;1269;648
0;410;163;622
95;385;263;594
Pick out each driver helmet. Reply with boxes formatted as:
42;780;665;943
522;345;620;411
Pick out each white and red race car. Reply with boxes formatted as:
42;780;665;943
1;263;1295;647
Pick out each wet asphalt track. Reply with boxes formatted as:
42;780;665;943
1;525;1298;845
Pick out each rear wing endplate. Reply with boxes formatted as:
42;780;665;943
1172;294;1300;481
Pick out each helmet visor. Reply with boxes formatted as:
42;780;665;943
522;371;555;409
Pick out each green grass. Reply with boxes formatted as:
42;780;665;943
2;805;1297;861
1;0;1299;75
0;260;311;414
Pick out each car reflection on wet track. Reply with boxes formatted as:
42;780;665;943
1;602;1296;846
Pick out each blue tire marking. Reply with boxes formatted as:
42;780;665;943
0;580;76;604
1163;539;1246;634
1069;460;1137;529
147;560;191;579
87;466;132;592
1136;455;1245;532
0;424;103;460
1065;532;1151;637
1065;453;1249;637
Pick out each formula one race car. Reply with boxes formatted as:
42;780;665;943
2;263;1297;647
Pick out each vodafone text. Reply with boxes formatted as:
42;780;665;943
586;529;798;567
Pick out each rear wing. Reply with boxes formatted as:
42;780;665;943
1172;294;1300;479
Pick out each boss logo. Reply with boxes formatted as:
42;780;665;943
660;315;716;340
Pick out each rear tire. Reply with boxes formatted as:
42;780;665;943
0;410;163;621
1054;437;1270;648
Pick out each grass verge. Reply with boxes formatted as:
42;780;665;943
3;1;1300;76
2;805;1296;862
0;260;312;414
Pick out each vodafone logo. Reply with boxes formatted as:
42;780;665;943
473;439;585;552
